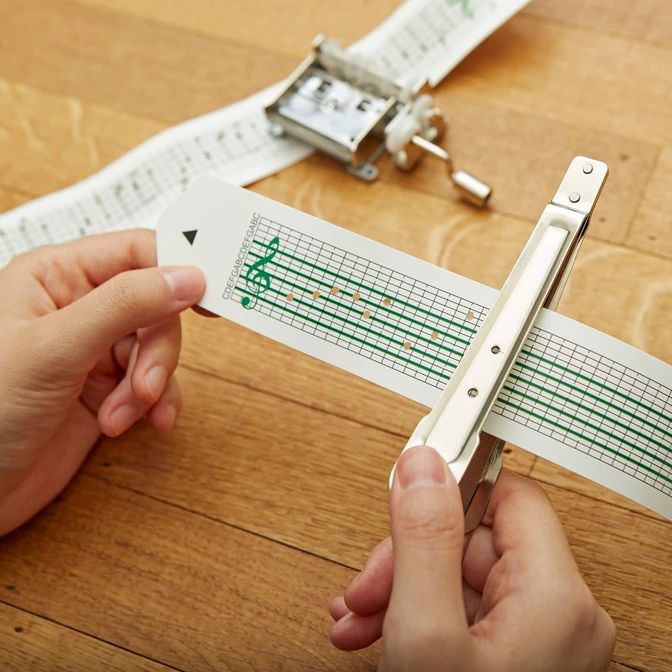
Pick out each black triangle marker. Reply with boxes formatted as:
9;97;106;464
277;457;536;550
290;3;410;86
182;229;198;246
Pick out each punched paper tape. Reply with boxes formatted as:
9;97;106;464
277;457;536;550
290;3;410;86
157;178;672;521
0;0;530;265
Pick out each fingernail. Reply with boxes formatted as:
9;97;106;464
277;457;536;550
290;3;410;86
109;404;137;436
144;365;167;402
397;445;446;490
162;266;205;302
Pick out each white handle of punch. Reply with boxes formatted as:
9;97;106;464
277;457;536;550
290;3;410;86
391;156;609;489
425;225;568;462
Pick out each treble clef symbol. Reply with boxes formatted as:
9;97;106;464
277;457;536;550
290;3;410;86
241;236;280;309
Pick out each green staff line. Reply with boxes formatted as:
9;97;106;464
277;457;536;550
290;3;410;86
247;280;461;377
521;349;671;426
248;260;669;450
243;259;465;363
263;263;671;455
509;371;672;450
236;284;443;378
269;273;462;364
514;360;671;440
247;252;472;349
500;398;672;485
502;383;671;469
248;245;670;428
251;239;478;337
236;281;670;483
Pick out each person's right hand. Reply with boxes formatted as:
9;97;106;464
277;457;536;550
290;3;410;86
330;446;616;672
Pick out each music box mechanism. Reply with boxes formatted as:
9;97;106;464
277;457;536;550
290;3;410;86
265;35;492;207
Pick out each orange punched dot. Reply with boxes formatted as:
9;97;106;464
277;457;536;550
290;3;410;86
286;293;294;302
352;291;361;301
330;286;340;294
312;290;320;299
383;297;392;306
466;310;475;322
403;341;412;350
431;331;439;340
362;310;371;319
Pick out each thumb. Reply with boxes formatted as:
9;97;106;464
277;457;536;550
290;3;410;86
43;265;205;368
387;445;468;636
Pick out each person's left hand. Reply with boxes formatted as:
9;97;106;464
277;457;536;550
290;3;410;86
0;230;205;535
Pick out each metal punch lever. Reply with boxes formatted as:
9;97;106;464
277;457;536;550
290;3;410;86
392;156;609;532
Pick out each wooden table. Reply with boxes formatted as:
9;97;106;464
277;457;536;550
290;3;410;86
0;1;670;670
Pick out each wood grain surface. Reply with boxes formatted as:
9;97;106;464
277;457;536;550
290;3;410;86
0;1;670;670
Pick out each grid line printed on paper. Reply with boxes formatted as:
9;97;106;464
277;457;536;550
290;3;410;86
233;218;672;496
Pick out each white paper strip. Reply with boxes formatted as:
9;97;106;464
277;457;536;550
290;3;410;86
157;178;672;520
0;85;310;265
352;0;529;86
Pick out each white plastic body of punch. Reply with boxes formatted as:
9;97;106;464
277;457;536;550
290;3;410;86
391;157;609;526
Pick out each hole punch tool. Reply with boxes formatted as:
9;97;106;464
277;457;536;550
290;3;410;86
265;35;492;207
393;157;609;532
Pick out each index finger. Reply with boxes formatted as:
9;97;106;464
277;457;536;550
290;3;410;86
483;469;578;573
14;229;157;289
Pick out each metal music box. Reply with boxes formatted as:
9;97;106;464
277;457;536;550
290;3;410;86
265;35;492;207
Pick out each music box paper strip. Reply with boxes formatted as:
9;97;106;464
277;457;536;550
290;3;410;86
157;178;672;521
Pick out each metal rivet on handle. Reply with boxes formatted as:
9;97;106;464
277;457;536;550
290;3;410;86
468;388;478;398
583;163;593;174
569;192;581;203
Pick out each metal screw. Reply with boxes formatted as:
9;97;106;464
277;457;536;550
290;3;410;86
582;163;593;174
569;192;581;203
491;345;500;354
269;124;284;138
468;388;478;398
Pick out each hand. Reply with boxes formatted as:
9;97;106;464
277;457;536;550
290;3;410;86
329;446;615;672
0;230;205;536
